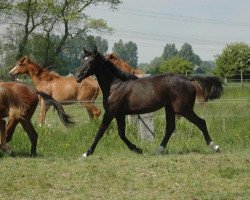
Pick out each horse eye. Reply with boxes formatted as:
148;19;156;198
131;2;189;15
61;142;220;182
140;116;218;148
84;56;88;61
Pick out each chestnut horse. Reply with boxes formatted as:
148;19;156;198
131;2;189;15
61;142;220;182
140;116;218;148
0;81;72;155
75;48;223;158
9;56;101;125
105;53;144;76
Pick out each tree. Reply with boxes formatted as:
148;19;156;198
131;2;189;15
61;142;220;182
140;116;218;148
178;43;201;65
199;61;215;74
1;0;121;67
112;39;138;67
215;42;250;78
0;0;12;10
159;55;194;75
162;43;178;60
84;35;108;55
147;56;165;74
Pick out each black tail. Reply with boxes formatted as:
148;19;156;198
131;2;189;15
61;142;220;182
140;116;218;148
37;91;74;126
189;76;224;102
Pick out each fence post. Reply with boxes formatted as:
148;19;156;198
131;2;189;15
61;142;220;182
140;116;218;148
241;69;243;91
138;113;155;142
127;114;155;142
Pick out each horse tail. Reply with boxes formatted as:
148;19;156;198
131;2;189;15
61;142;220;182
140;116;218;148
189;76;224;102
36;91;74;126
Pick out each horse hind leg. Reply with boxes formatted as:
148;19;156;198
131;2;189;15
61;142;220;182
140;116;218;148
20;120;38;156
5;119;19;143
157;106;176;155
182;110;220;152
116;115;142;154
0;119;12;155
39;99;50;126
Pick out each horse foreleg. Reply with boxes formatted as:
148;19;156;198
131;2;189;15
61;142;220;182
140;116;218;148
20;120;38;156
183;110;220;152
157;106;176;155
116;115;142;154
82;102;101;119
80;113;112;159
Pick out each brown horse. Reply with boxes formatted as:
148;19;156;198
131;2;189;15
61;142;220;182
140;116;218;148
105;53;144;76
9;56;101;125
0;81;72;155
75;48;223;158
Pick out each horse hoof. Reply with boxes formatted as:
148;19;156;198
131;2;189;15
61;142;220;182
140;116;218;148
156;145;165;155
209;142;221;152
79;152;88;160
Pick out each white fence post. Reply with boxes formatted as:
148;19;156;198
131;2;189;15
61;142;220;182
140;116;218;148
138;113;155;142
127;114;155;142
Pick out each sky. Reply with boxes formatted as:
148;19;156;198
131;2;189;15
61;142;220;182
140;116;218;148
85;0;250;63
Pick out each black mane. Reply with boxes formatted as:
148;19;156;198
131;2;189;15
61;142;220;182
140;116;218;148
100;53;138;81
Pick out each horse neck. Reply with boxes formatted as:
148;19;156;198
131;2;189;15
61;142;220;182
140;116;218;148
28;63;49;86
94;62;120;98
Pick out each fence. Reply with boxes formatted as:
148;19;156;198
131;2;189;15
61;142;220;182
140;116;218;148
42;97;250;143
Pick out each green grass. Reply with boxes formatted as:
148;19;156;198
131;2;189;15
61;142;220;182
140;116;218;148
0;84;249;199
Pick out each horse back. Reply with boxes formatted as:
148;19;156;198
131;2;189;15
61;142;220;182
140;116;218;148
109;74;196;114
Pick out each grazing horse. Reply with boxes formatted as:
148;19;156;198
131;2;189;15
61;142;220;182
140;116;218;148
105;53;144;76
75;48;224;158
9;56;101;125
0;81;72;155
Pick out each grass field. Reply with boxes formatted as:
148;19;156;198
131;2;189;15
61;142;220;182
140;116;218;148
0;84;249;199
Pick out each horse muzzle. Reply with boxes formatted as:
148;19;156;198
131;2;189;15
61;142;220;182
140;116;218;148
75;73;84;83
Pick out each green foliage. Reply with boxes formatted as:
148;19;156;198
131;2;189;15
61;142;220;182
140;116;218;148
159;55;194;75
215;42;250;78
0;0;121;69
162;43;178;60
178;43;201;65
147;56;165;74
112;39;138;67
199;60;215;74
0;0;12;10
84;35;108;55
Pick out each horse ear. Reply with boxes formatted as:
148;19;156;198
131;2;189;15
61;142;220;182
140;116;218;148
109;54;114;59
23;55;30;63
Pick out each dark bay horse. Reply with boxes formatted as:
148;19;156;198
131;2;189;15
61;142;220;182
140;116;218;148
9;56;101;125
75;48;223;158
0;81;72;155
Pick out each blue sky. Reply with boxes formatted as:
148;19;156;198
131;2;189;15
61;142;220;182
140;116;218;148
86;0;250;63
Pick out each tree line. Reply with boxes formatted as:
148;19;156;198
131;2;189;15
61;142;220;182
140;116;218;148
0;0;249;80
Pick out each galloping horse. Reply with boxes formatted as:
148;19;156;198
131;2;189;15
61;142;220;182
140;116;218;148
9;56;101;125
75;48;223;158
105;53;144;76
0;81;72;155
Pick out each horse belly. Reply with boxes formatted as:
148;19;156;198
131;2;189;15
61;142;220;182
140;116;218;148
127;91;166;114
51;82;77;102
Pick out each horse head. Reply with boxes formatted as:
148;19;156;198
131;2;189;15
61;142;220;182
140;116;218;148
9;56;31;76
75;47;99;83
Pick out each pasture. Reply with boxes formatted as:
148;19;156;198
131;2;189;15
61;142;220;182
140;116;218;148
0;84;249;199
